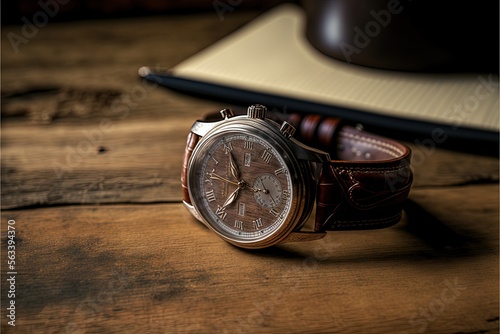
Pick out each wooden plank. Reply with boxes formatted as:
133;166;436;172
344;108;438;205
2;111;498;209
1;185;498;333
1;118;192;208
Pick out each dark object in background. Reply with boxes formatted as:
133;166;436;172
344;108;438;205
303;0;499;72
2;0;294;24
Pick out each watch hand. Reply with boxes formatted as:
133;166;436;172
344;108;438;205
248;186;263;193
269;192;277;205
241;181;262;193
208;172;239;186
229;152;240;180
260;179;277;206
259;179;270;194
221;187;240;210
209;171;263;193
209;170;269;197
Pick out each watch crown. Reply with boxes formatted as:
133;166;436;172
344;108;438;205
280;121;296;138
247;104;267;119
220;108;234;119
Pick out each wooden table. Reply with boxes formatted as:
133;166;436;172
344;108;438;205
1;10;499;334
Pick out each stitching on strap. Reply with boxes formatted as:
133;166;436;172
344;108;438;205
340;131;404;158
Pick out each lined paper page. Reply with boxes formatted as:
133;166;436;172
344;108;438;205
172;4;499;132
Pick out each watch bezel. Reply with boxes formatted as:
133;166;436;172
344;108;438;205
187;116;316;249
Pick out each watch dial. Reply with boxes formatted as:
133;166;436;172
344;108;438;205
193;132;294;242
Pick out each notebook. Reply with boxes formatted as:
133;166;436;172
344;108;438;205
141;3;499;147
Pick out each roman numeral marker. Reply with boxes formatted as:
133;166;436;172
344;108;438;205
253;218;263;230
261;150;272;164
215;206;227;220
206;190;216;202
275;167;286;175
234;220;243;230
244;140;253;150
269;208;279;217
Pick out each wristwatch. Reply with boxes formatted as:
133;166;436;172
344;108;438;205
181;104;413;249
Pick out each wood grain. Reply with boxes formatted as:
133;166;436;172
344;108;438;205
1;8;498;334
1;97;497;209
1;184;498;333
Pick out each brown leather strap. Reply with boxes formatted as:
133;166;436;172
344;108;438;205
315;126;412;232
276;113;412;232
181;110;413;232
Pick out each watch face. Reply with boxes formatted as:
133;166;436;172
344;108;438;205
188;125;302;248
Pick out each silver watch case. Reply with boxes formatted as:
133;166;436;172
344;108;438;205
184;114;330;248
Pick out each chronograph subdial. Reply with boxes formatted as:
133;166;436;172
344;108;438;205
253;174;282;208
